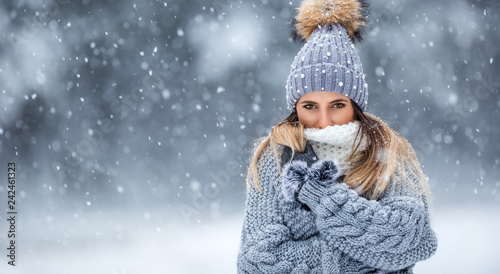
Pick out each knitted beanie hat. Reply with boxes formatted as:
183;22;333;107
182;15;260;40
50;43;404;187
286;0;369;112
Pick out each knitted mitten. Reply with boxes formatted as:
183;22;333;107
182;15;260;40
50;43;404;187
281;159;342;201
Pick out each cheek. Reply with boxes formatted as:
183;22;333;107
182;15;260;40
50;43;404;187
339;107;355;123
330;107;355;125
297;109;313;125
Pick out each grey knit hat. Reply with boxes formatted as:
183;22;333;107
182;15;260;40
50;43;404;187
286;0;369;112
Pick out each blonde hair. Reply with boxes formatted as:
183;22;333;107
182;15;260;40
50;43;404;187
246;104;430;200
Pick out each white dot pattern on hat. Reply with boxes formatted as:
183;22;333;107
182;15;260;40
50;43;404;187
286;24;368;112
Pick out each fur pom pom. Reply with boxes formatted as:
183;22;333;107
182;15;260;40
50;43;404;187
281;160;309;201
309;160;341;185
293;0;369;43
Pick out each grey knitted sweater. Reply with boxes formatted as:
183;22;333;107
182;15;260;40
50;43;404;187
237;129;437;273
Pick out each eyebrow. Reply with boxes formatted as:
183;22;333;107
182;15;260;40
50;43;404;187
300;99;349;104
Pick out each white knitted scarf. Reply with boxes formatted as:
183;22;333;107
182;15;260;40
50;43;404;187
304;122;368;176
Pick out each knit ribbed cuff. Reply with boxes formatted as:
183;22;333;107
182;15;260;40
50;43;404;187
297;180;329;210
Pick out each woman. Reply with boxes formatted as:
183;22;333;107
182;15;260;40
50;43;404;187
237;0;437;273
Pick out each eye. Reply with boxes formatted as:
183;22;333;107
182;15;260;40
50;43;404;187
332;103;345;109
303;104;316;110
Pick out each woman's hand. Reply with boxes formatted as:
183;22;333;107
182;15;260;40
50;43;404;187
281;159;342;202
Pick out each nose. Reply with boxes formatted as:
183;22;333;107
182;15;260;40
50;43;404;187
316;111;333;129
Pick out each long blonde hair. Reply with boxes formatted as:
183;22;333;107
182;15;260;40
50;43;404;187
246;101;430;200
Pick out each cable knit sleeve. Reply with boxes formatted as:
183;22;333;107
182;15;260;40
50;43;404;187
237;146;324;273
297;163;438;272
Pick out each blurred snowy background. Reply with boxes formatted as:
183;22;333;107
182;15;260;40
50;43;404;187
0;0;499;273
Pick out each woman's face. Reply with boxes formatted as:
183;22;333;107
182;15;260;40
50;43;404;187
296;92;355;129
